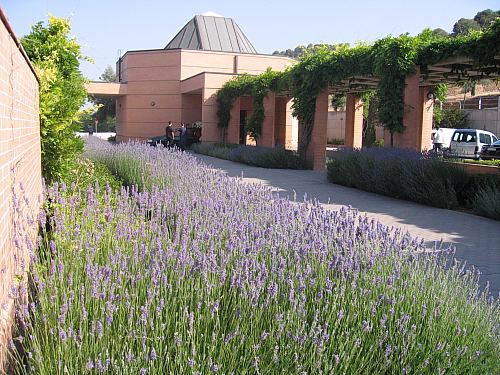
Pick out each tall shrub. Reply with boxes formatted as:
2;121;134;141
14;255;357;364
22;15;88;182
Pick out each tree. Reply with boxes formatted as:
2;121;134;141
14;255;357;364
330;94;346;111
99;64;117;82
91;65;117;130
474;9;500;28
434;107;469;128
21;15;88;182
432;28;449;37
273;43;350;59
453;18;481;36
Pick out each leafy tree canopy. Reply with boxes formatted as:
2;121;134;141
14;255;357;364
453;18;482;36
22;15;89;182
99;64;117;82
474;9;500;28
432;28;449;37
274;9;499;55
434;107;469;128
453;9;500;36
273;43;349;59
89;65;117;128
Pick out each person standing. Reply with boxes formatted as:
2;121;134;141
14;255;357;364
179;123;187;150
165;121;174;147
432;126;444;155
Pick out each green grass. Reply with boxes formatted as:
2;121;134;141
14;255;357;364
463;159;500;167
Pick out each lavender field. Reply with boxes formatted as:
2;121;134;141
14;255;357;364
12;138;500;374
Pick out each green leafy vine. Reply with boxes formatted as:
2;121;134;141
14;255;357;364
216;20;500;155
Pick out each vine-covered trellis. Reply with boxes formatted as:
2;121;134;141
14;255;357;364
216;20;500;157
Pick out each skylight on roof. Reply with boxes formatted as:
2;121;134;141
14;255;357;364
200;11;224;17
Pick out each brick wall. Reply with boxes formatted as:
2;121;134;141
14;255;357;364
0;8;41;370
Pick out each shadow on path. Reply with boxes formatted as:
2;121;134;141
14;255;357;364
192;153;500;296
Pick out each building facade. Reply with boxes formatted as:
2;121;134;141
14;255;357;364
87;13;297;147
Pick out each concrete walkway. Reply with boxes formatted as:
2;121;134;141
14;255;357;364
192;153;500;297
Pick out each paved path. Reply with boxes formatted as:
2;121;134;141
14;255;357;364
192;153;500;297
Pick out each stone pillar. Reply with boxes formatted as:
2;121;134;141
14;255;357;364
390;69;434;150
227;97;240;144
418;86;434;151
285;98;296;150
345;94;364;148
201;88;220;143
275;97;286;147
274;96;295;149
308;90;329;170
260;92;276;147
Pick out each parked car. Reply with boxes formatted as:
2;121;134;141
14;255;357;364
147;127;201;149
480;139;500;160
448;129;498;159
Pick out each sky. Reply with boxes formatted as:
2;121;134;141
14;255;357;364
2;0;499;80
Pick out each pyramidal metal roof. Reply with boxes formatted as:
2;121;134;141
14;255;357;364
165;13;258;54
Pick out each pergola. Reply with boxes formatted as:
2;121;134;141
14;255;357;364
224;55;500;170
422;56;500;85
297;55;500;169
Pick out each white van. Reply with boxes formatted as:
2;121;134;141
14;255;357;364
449;129;498;159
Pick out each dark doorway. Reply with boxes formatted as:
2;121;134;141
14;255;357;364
239;110;247;145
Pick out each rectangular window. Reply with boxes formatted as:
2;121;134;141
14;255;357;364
465;133;476;143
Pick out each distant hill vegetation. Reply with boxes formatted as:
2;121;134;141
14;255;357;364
272;9;499;59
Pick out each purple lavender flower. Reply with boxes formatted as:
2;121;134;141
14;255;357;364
337;309;344;321
212;300;220;315
94;321;103;338
13;138;496;374
385;345;392;357
126;351;134;363
86;359;94;370
59;329;67;341
362;320;371;332
150;347;157;361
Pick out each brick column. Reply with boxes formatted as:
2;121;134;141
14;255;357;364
418;87;434;151
285;98;296;149
390;69;433;150
260;92;276;147
274;97;286;147
345;94;364;148
308;90;329;170
227;97;240;144
201;88;220;143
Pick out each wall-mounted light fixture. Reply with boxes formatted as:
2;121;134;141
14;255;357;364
426;92;435;100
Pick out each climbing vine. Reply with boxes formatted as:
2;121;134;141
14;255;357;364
216;74;254;142
246;69;283;140
216;69;283;141
216;19;500;156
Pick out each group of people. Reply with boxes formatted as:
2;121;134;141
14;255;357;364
165;121;188;148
